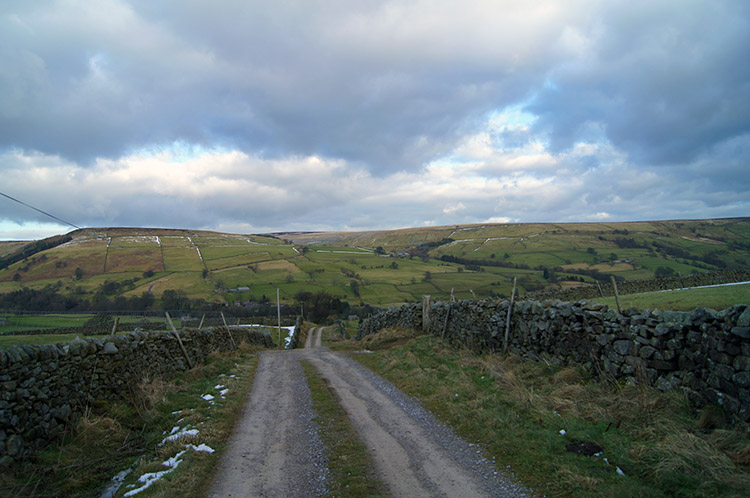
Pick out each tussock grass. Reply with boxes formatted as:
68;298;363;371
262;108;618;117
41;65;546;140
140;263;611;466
325;324;421;352
635;432;735;478
351;331;750;498
358;326;421;350
72;415;128;449
126;377;174;419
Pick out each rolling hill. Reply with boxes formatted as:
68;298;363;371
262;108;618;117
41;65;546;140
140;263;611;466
1;218;749;308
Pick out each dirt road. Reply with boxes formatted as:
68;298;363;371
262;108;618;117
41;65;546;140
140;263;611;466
207;351;328;497
304;326;323;349
209;328;531;497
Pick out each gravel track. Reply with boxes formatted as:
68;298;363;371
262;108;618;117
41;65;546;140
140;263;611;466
303;328;531;497
209;327;532;497
207;351;328;497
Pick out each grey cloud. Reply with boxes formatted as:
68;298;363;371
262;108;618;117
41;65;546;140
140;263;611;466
0;0;748;236
3;1;748;173
528;0;750;167
0;0;563;169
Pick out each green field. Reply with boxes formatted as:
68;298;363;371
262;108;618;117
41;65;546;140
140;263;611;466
162;247;205;271
596;283;750;312
0;332;119;348
0;312;95;332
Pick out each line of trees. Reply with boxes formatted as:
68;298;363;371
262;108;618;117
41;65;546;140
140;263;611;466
440;254;531;270
0;285;376;324
0;234;72;270
0;285;156;312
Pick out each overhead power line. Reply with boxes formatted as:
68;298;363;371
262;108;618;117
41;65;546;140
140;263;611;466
0;189;214;286
0;190;83;231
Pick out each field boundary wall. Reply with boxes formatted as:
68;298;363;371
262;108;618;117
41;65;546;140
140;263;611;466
527;269;750;301
358;299;750;422
0;327;273;463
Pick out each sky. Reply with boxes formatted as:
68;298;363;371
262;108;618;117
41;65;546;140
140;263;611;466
1;0;748;240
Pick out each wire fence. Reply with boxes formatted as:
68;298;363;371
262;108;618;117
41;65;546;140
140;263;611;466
0;309;298;336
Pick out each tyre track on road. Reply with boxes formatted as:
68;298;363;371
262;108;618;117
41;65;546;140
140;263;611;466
208;351;328;498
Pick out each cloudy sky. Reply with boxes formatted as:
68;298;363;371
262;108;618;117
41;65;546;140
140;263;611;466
1;0;748;240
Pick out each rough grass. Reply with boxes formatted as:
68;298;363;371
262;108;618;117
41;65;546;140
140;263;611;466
358;326;421;350
350;329;750;498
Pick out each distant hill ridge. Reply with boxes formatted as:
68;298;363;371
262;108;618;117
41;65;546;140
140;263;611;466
0;217;748;307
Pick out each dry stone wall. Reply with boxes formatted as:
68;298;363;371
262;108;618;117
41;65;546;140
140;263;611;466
0;327;273;464
358;300;750;422
527;269;750;302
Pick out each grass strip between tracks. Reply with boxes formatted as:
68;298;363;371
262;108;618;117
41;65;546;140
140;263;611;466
300;359;386;497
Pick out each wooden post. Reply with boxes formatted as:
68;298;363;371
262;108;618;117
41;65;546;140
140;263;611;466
277;288;282;348
110;316;120;336
165;312;194;369
610;276;622;314
198;313;205;329
503;277;517;355
422;295;431;333
220;312;237;349
441;303;451;339
450;288;455;302
596;281;604;298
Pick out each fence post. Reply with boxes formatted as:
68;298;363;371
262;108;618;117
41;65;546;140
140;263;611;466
198;313;205;329
596;281;604;297
422;295;431;333
441;303;451;339
610;276;622;314
277;288;282;349
165;312;194;369
110;316;120;336
503;277;517;355
220;312;237;349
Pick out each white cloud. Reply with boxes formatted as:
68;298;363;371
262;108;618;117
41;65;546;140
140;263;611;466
484;216;512;224
588;212;611;220
1;127;748;240
443;203;466;215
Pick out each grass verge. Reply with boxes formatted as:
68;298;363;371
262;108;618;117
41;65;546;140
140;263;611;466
300;360;385;497
322;324;421;352
0;342;263;498
350;328;750;498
